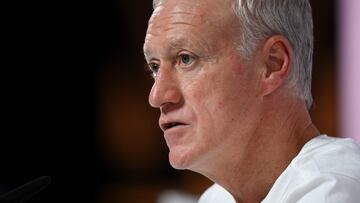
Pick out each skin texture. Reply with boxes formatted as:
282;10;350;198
144;0;319;202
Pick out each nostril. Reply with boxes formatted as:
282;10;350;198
149;76;183;110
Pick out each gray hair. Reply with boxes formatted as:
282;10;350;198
152;0;314;109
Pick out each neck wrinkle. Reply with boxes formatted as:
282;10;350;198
210;100;318;203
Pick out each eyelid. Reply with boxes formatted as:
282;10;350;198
177;51;197;66
148;58;160;68
178;50;195;57
147;59;160;78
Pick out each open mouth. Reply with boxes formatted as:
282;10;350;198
162;122;186;131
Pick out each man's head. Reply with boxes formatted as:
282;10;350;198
152;0;314;108
143;0;314;174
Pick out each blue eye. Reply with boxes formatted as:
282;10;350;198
180;54;195;66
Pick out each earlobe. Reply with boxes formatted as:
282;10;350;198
261;36;292;96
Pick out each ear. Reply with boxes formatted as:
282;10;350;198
260;35;292;96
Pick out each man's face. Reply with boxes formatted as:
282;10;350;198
144;0;263;172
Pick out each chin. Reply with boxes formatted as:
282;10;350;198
168;146;197;170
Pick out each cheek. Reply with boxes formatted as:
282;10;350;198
181;72;222;133
185;71;235;133
203;72;256;131
181;57;258;130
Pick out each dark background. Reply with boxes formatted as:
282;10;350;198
1;0;336;202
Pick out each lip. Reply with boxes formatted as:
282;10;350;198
162;124;190;147
162;123;189;133
159;118;189;132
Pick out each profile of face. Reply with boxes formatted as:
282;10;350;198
144;0;264;173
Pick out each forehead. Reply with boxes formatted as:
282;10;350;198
144;0;238;58
152;0;233;20
151;0;207;24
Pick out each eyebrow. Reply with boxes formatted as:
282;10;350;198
143;37;190;60
143;45;152;61
144;35;210;62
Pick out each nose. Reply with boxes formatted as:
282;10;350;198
148;69;182;110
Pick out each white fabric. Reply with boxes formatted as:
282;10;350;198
157;190;198;203
198;135;360;203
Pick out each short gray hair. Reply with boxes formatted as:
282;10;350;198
152;0;314;108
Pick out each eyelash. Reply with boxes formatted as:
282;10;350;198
177;53;196;67
147;62;160;78
146;52;197;78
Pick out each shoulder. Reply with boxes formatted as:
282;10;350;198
198;184;235;203
297;135;360;179
263;135;360;203
280;173;360;202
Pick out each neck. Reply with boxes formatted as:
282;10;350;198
199;99;319;203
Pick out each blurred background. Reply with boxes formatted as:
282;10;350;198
2;0;357;202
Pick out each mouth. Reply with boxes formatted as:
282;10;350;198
161;122;187;132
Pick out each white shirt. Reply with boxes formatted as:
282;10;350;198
198;135;360;203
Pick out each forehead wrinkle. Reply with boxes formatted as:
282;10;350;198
167;31;211;54
149;1;205;31
144;22;210;61
161;21;201;34
170;11;198;16
144;0;236;61
149;11;203;34
144;32;213;64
